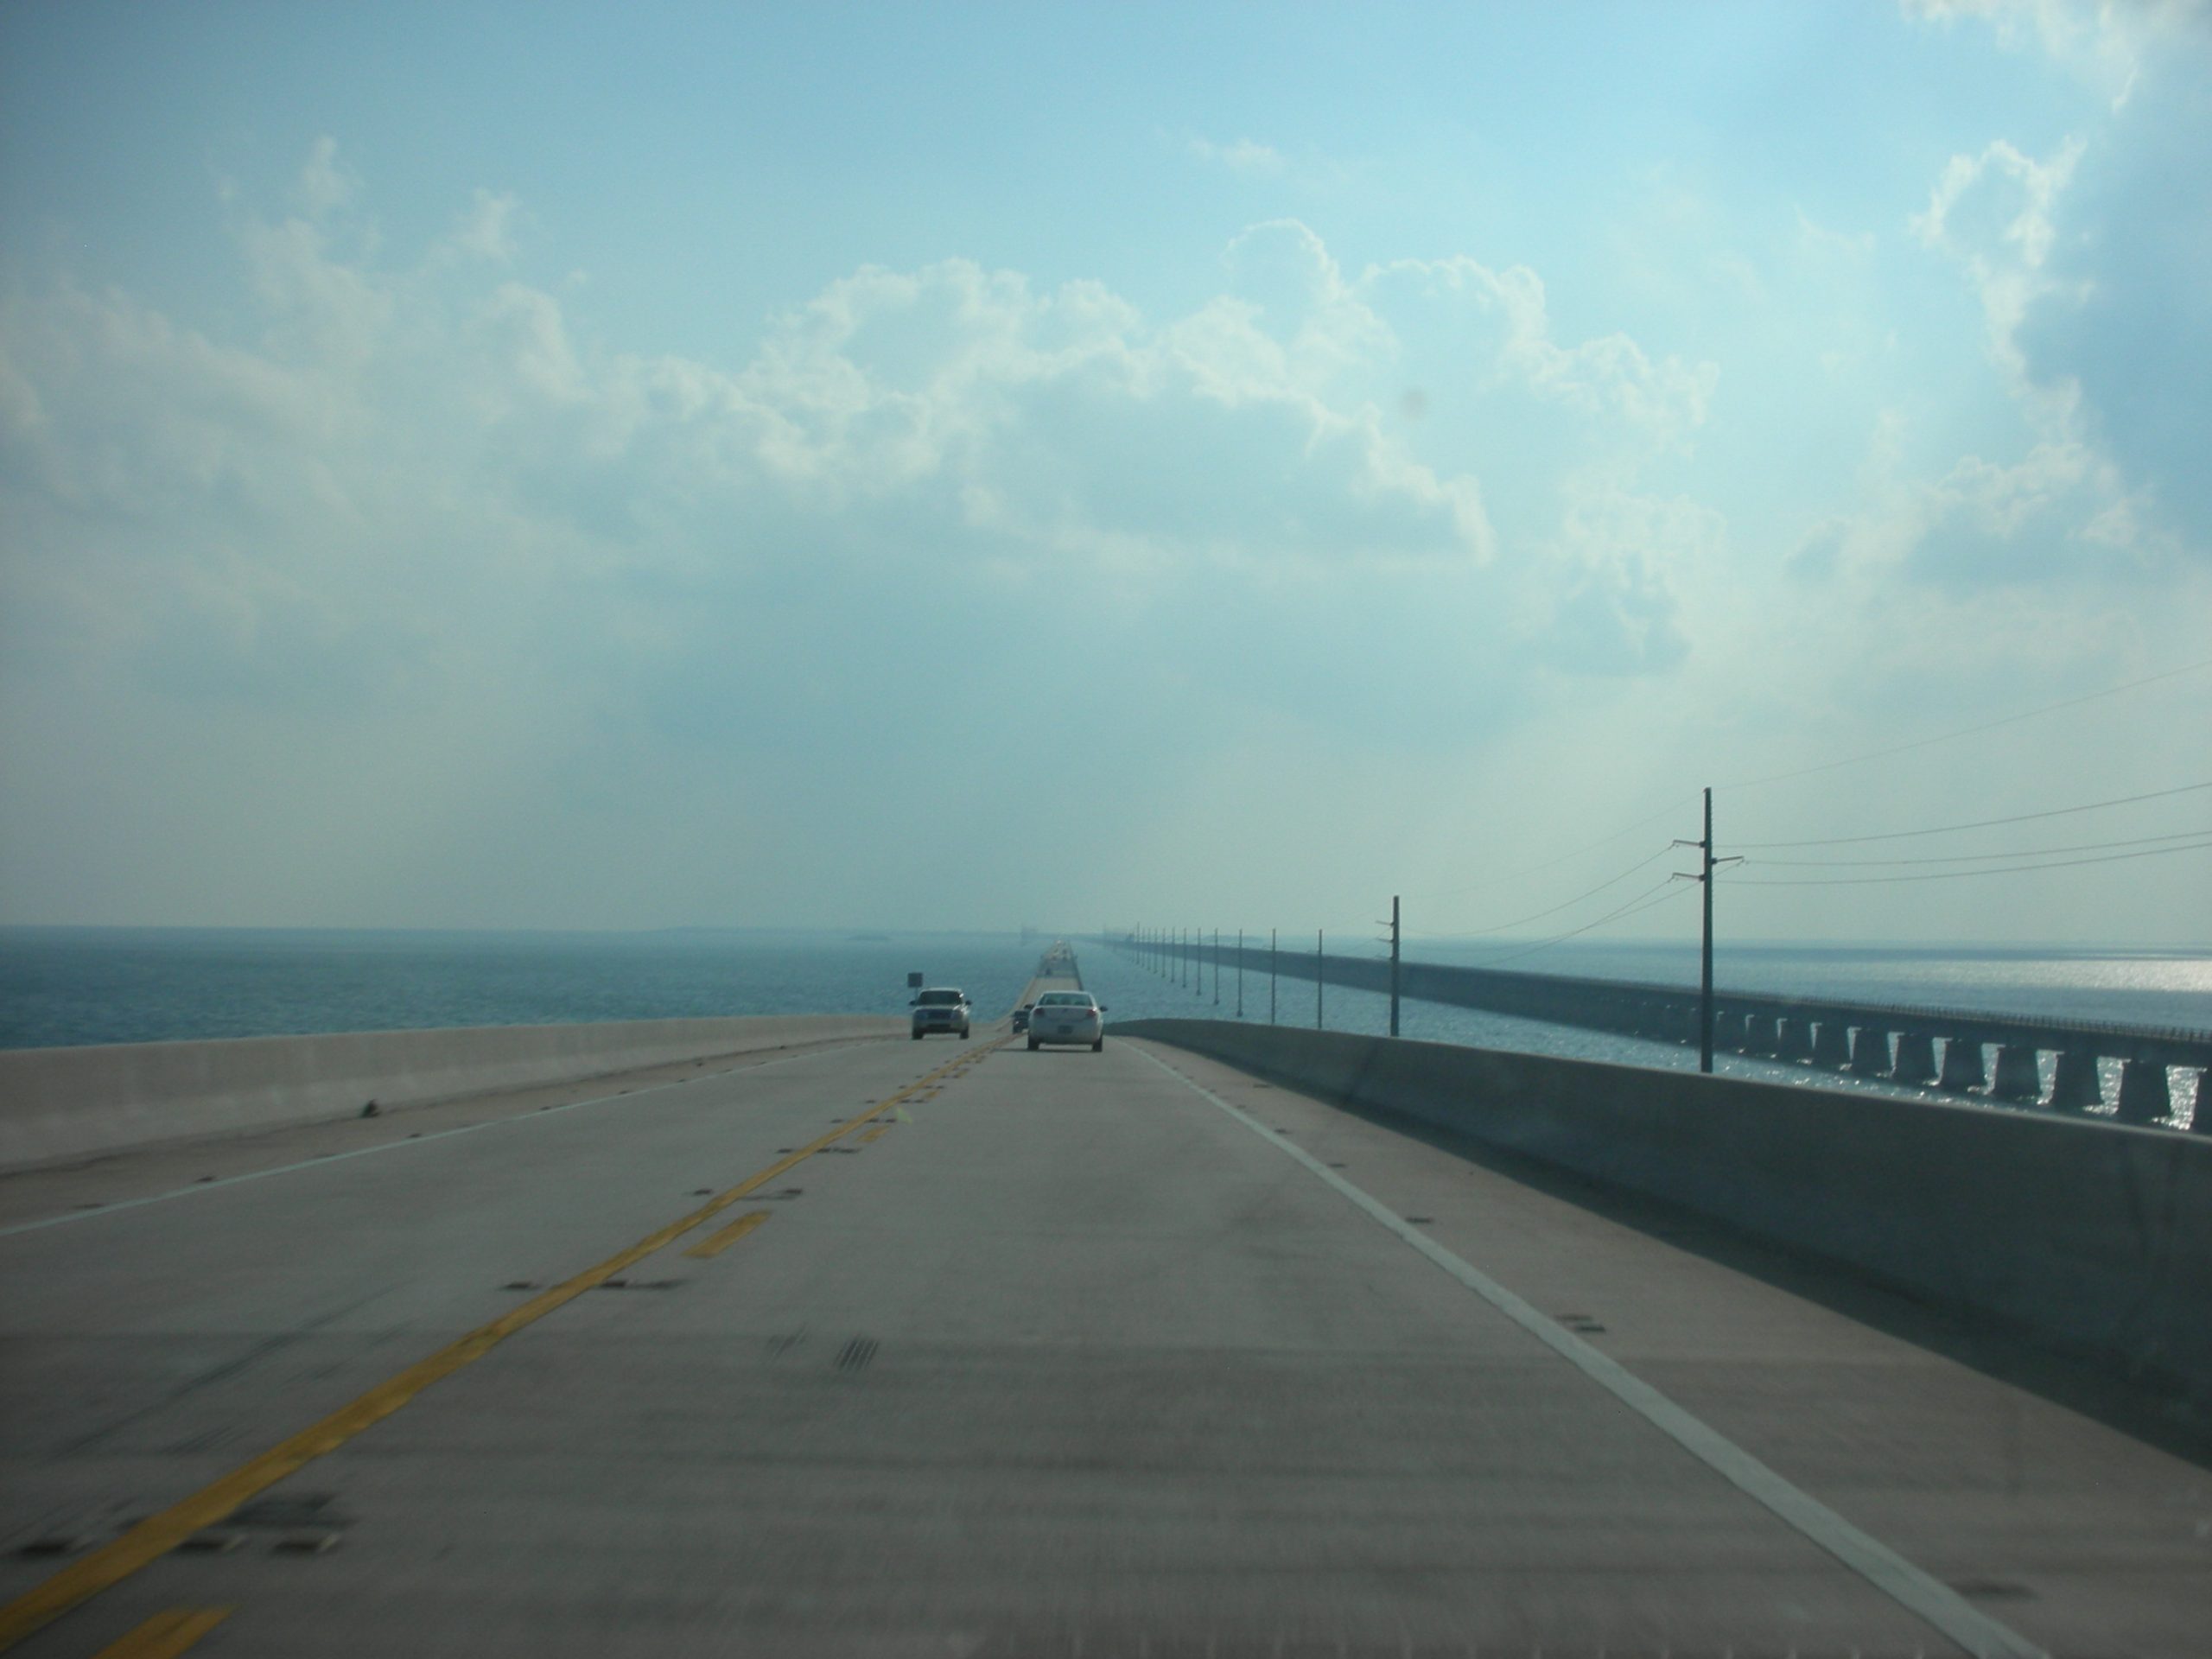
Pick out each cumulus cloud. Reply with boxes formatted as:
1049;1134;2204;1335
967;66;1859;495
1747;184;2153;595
1526;485;1711;674
2011;66;2212;548
1911;135;2087;397
1900;10;2212;563
3;138;1734;913
38;133;2186;929
1359;254;1719;454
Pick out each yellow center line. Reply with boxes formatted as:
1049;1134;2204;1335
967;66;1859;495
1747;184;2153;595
683;1208;772;1259
0;1039;1006;1653
857;1124;891;1144
92;1607;233;1659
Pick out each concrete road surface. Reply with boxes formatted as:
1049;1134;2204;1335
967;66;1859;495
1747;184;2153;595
2;1023;2206;1656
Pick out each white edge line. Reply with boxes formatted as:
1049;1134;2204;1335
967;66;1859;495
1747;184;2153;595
1130;1040;2048;1659
0;1040;868;1240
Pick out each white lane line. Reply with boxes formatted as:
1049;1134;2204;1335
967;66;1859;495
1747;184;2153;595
0;1041;877;1241
1131;1041;2047;1659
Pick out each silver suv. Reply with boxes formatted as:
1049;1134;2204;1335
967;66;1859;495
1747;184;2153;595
910;987;971;1039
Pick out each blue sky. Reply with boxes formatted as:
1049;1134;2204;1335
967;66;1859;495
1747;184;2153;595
2;1;2208;945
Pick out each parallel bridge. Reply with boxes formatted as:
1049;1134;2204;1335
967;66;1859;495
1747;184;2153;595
1126;938;2212;1127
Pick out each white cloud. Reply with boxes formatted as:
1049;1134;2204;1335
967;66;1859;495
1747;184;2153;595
1360;254;1719;453
291;134;359;219
1188;135;1287;175
1911;134;2087;397
1794;207;1876;263
1898;0;2208;106
446;189;521;264
9;142;2195;932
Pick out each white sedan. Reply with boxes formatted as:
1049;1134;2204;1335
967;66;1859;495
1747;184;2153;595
1027;990;1106;1051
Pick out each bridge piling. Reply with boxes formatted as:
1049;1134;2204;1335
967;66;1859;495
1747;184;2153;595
2192;1071;2210;1134
1775;1018;1814;1063
2114;1059;2172;1126
1848;1026;1891;1076
1989;1045;2043;1103
2049;1049;2104;1113
1936;1038;1987;1093
1891;1032;1938;1084
1809;1020;1852;1067
1740;1014;1776;1058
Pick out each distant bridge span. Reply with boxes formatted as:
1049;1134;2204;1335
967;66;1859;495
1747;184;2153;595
1115;935;2212;1127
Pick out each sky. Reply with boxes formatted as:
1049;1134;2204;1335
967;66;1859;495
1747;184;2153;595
2;0;2208;948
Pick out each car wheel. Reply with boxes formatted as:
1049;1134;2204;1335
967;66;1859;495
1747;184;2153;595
1092;1037;1103;1051
1027;1038;1039;1051
911;1031;923;1040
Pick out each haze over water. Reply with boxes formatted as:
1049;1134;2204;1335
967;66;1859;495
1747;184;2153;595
6;928;2202;1085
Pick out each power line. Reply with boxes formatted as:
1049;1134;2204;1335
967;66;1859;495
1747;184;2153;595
1749;827;2212;868
1719;656;2212;791
1732;836;2212;887
1408;793;1698;911
1408;845;1675;939
1458;875;1691;968
1732;781;2212;850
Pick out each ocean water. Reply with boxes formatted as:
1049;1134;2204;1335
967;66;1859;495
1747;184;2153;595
3;926;2202;1122
0;928;1043;1051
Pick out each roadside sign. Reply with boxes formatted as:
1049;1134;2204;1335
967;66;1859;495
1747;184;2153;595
907;971;925;988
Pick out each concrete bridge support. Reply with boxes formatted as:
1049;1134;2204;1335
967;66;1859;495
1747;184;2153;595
2193;1071;2211;1135
1989;1045;2043;1103
1937;1038;1987;1093
2114;1060;2172;1127
1776;1018;1814;1063
1848;1026;1891;1076
1745;1015;1780;1058
2049;1050;2105;1113
1891;1032;1938;1084
1810;1020;1852;1068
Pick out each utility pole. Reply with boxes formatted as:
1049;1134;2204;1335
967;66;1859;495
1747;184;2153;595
1236;928;1244;1019
1269;928;1277;1025
1671;786;1738;1074
1701;789;1715;1074
1212;929;1220;1005
1389;895;1401;1038
1316;929;1325;1029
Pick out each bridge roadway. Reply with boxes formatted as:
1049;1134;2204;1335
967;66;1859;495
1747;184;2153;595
1;987;2205;1655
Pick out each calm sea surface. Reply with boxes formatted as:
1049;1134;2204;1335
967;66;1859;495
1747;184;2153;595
0;928;1043;1051
3;927;2206;1117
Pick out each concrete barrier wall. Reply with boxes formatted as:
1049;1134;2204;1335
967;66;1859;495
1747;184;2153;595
0;1014;905;1173
1121;1019;2212;1404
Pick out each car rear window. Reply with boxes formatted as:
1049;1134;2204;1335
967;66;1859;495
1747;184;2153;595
918;989;963;1005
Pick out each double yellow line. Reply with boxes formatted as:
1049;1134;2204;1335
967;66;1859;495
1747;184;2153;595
0;1039;1005;1652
